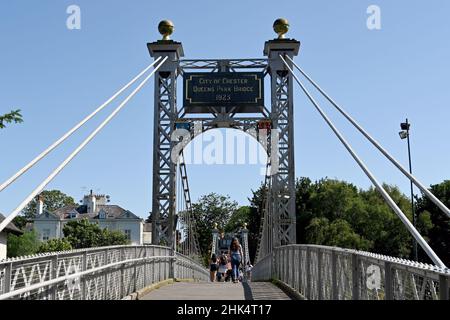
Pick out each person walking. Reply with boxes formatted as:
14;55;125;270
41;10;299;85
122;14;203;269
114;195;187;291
209;254;218;282
229;238;244;283
217;254;228;282
245;261;253;282
225;256;232;282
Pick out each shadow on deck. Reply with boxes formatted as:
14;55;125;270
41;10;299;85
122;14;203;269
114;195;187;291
140;281;291;301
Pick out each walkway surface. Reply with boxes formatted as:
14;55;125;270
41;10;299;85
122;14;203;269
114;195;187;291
140;281;291;300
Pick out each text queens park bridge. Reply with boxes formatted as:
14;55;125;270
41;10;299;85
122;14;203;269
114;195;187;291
0;19;449;301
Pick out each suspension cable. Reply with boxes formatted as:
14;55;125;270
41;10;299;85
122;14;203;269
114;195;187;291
0;57;163;193
285;55;450;219
0;57;168;234
280;55;446;268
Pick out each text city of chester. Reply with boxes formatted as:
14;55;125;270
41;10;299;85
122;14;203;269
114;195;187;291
192;77;255;94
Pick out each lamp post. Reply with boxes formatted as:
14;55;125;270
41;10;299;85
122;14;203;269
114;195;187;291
399;119;418;261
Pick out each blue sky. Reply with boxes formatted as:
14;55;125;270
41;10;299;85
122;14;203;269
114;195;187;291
1;0;449;219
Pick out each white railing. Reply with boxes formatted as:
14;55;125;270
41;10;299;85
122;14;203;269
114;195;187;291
252;245;450;300
0;245;209;300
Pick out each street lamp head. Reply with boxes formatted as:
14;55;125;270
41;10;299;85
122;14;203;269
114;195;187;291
399;131;408;140
400;122;410;131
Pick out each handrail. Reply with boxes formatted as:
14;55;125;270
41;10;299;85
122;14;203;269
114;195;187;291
0;255;173;300
0;245;209;300
253;245;450;300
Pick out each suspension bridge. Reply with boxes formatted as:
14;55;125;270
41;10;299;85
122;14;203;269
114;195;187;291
0;19;449;301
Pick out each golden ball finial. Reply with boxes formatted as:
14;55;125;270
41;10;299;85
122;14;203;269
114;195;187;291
158;20;174;41
273;18;290;39
243;223;248;230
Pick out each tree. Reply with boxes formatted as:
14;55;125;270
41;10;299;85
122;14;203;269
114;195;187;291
225;206;251;233
415;180;450;266
63;219;102;249
246;185;267;262
99;229;130;247
7;230;40;258
305;218;372;251
294;178;414;258
0;109;23;129
63;219;129;249
295;177;315;244
12;216;28;231
38;238;73;253
304;217;329;245
22;190;76;220
358;185;413;258
191;193;238;261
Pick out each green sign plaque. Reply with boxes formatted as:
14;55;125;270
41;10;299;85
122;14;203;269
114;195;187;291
183;72;264;113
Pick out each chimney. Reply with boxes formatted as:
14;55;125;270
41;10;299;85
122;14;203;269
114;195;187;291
91;194;97;213
37;194;44;216
86;190;97;213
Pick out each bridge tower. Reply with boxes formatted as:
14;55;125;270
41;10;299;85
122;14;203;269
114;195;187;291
147;19;300;252
147;21;184;246
264;34;300;247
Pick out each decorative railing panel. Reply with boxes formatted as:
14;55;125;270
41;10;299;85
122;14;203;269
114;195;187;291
0;245;209;300
253;245;450;300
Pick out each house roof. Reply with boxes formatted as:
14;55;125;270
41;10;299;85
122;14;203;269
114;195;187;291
35;204;142;221
0;213;23;235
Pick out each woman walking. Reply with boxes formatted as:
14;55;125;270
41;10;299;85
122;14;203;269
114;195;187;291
229;238;244;283
210;254;218;282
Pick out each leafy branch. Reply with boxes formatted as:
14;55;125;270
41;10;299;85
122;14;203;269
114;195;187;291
0;109;23;129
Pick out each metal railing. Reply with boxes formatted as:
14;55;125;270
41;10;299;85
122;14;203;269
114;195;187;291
0;245;209;300
252;245;450;300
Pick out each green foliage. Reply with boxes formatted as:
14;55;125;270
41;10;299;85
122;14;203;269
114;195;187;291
12;216;28;231
359;185;413;258
225;206;251;233
38;238;72;253
63;219;129;249
294;178;414;258
191;193;238;262
22;190;76;220
246;185;267;261
175;178;450;265
7;230;40;258
295;177;315;244
305;218;372;251
0;109;23;129
242;177;423;261
63;219;100;249
99;229;130;247
305;217;329;245
415;180;450;266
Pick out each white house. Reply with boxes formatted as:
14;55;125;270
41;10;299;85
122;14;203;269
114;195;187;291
0;213;23;261
33;191;144;245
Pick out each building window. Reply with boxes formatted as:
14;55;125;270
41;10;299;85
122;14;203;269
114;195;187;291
124;230;131;241
69;210;78;219
42;229;50;241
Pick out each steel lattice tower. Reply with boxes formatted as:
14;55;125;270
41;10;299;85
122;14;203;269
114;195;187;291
148;35;300;251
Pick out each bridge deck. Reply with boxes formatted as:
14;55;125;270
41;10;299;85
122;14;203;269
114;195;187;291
140;282;291;300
